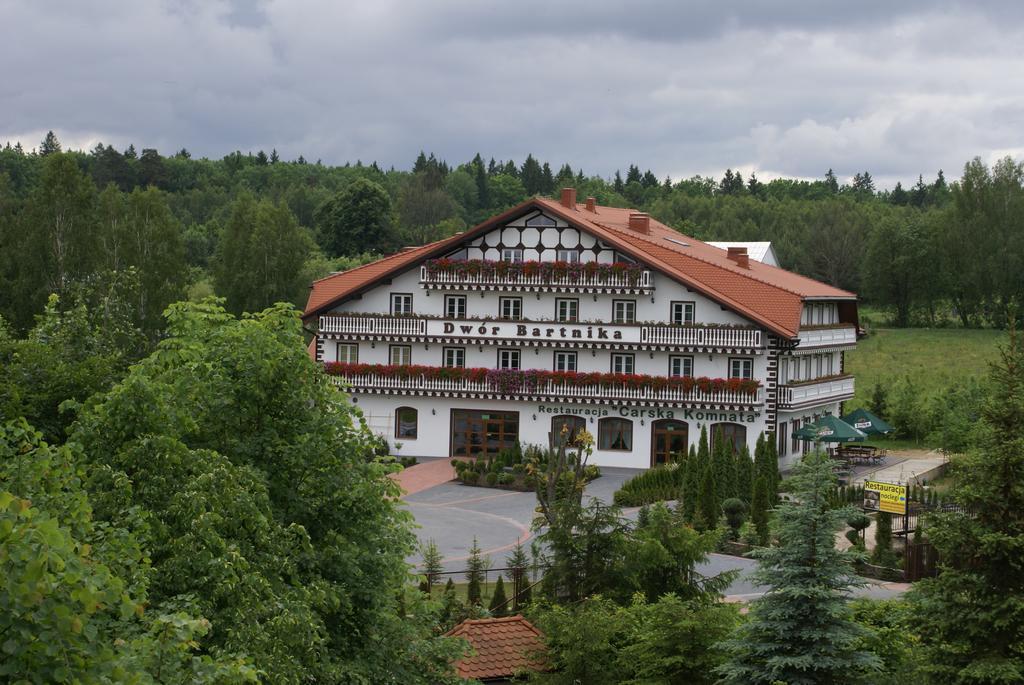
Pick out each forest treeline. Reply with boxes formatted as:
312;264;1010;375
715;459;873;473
2;131;1023;335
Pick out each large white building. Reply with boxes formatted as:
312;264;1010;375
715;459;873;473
303;190;859;469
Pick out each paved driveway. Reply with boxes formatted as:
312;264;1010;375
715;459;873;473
403;466;907;601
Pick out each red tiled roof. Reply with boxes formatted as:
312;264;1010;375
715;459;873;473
303;195;856;338
445;615;547;681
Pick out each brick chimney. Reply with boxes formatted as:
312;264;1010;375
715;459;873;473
560;187;577;209
627;212;651;234
727;246;749;268
585;197;596;212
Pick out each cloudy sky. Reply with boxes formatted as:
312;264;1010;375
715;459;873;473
3;0;1023;188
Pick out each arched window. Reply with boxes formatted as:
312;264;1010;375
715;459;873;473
550;415;586;448
395;407;418;439
710;422;746;455
598;418;633;451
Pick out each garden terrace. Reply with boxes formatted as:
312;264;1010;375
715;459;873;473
419;259;654;294
324;362;763;410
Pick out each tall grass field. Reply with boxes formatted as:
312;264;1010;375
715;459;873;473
844;328;1005;410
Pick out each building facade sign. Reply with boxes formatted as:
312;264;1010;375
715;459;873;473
537;404;761;423
433;319;633;342
863;480;908;515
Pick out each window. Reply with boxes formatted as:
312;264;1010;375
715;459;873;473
390;345;412;366
669;355;693;377
729;358;753;380
670;301;695;325
445;295;466;319
391;293;413;316
599;418;633;451
502;248;524;263
499;297;523;320
555;298;578;322
443;347;465;368
553;351;577;372
815;354;823;377
551;415;586;448
497;349;521;370
711;422;747;454
777;421;788;457
395;407;418;439
336;343;358;364
825;353;834;375
612;300;636;324
556;249;580;263
611;353;635;374
792;419;802;455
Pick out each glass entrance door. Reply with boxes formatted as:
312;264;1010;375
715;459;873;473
451;409;520;457
651;420;688;467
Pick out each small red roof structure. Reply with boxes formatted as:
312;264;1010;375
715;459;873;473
445;615;548;682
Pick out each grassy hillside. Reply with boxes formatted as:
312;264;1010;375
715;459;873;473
845;328;1006;410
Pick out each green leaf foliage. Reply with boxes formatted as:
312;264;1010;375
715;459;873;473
0;419;258;683
907;328;1024;683
531;592;740;685
69;298;462;683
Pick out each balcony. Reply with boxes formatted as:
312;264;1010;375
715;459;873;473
318;315;763;352
641;325;762;351
419;263;654;294
326;366;763;410
796;325;857;351
777;374;855;410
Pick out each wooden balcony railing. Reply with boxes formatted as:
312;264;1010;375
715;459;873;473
328;371;763;409
419;265;653;292
318;315;763;352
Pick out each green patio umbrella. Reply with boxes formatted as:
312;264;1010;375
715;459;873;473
792;414;868;443
841;407;894;436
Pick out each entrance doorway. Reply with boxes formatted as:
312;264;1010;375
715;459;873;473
450;409;520;457
651;419;688;467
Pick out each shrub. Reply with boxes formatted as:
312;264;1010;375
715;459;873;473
583;464;602;481
497;472;515;486
485;472;498;487
613;464;684;507
722;498;748;539
461;470;479;485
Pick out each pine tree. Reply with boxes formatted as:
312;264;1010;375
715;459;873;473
505;539;530;610
713;428;736;501
465;537;488;606
764;434;781;502
697;464;719;532
421;538;444;593
269;148;279;164
717;450;881;683
439;578;463;630
613;170;624;193
488;576;508;617
39;130;61;156
824;168;839;193
908;329;1024;681
750;475;771;546
735;444;754;505
682;444;700;523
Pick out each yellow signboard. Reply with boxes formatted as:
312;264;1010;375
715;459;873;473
863;480;908;515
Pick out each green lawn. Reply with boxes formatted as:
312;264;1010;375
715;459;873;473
843;328;1005;449
845;327;1005;410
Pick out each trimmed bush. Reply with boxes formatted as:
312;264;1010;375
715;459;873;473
461;470;480;485
613;464;684;507
485;472;499;487
497;472;515;486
